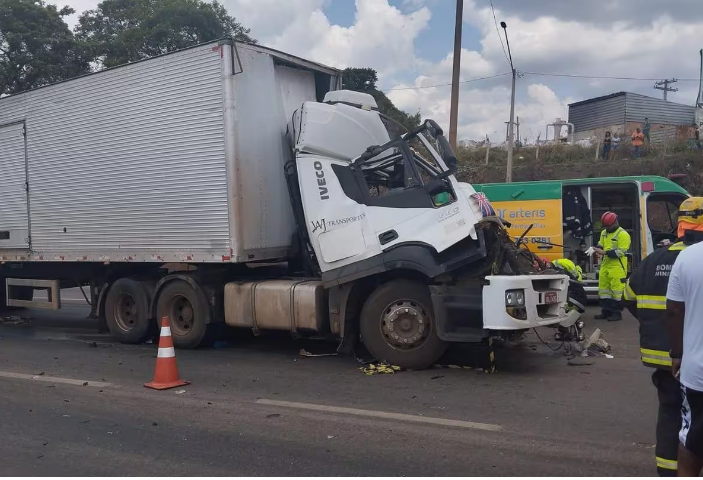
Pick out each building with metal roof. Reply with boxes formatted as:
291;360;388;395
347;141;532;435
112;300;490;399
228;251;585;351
568;92;695;143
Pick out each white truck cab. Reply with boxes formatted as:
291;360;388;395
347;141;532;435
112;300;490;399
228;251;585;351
286;90;572;367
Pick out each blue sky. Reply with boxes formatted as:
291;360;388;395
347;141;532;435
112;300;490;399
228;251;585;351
323;0;484;65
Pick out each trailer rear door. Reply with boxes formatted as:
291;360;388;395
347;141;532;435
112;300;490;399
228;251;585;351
0;122;29;249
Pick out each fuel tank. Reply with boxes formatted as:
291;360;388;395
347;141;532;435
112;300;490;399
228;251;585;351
223;279;329;333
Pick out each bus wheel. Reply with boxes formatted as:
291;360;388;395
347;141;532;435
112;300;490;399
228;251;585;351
104;278;154;344
360;280;448;370
155;280;212;349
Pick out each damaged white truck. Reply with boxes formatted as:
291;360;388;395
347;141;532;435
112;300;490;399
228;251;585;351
0;39;574;369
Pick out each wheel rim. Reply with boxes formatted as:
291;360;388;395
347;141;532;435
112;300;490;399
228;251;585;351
168;294;195;336
114;294;138;332
380;299;431;351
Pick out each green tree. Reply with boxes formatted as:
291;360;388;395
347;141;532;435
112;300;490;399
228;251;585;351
0;0;88;96
76;0;255;69
342;67;421;132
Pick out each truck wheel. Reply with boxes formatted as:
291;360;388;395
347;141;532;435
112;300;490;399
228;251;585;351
360;280;448;370
155;280;211;349
104;278;154;344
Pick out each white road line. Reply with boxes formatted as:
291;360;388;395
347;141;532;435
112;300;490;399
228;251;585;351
256;399;502;432
0;371;114;388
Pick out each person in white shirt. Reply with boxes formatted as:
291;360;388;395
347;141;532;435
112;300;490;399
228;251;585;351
666;198;703;476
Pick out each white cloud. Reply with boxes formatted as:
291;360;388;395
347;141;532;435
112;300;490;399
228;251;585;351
50;0;703;142
225;0;431;79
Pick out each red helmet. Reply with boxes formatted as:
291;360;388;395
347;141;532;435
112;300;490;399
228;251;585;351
601;211;618;227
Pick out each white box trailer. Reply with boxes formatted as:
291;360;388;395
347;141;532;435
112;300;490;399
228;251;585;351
0;39;574;370
0;40;340;263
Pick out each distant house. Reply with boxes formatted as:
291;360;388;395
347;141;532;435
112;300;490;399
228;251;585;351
568;92;695;143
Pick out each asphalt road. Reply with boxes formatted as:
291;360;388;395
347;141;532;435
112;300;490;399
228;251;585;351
0;301;658;476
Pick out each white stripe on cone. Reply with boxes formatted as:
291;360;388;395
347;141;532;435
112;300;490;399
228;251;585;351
160;326;172;336
157;347;176;358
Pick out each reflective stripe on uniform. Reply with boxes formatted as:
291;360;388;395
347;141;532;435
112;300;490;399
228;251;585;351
656;456;678;471
623;283;636;301
641;348;673;367
636;295;667;310
669;242;687;252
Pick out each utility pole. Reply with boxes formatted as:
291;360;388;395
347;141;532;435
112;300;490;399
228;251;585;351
448;0;463;152
501;21;516;182
654;78;678;101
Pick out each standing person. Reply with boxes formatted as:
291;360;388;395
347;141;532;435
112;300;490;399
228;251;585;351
622;198;703;476
632;128;645;157
644;117;652;143
602;131;612;159
612;132;621;153
688;124;698;150
665;197;703;477
594;211;631;321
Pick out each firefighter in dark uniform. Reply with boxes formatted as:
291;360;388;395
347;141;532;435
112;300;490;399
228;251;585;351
623;197;703;476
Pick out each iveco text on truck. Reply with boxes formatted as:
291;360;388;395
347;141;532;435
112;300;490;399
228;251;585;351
0;40;573;369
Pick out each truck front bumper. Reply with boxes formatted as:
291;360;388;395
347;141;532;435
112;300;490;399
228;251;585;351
430;274;571;343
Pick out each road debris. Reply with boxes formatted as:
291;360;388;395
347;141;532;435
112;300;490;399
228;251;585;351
174;389;186;395
359;362;402;375
299;348;337;358
266;413;281;419
578;328;612;357
567;358;595;366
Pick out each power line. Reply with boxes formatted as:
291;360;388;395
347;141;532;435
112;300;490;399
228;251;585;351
385;72;510;92
489;0;510;66
523;71;699;82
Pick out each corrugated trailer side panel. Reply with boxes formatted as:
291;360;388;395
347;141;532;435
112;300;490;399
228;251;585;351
0;43;232;262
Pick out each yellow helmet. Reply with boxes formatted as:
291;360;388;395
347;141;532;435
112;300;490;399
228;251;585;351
678;197;703;237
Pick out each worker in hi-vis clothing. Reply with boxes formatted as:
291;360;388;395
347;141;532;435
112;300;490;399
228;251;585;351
623;197;703;476
594;211;631;321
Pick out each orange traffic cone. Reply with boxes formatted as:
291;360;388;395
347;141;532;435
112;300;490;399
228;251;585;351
145;316;189;390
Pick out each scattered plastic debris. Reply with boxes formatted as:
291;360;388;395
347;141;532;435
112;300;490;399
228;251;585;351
360;362;402;375
578;328;611;357
174;389;186;395
327;435;335;439
299;348;337;358
0;316;28;326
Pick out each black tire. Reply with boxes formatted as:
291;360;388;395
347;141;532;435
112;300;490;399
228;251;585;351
360;280;448;370
155;280;212;349
104;278;154;344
